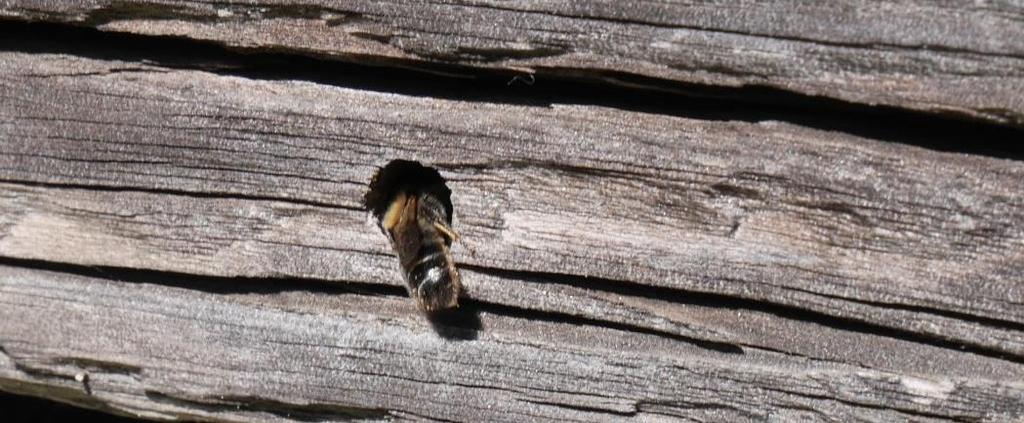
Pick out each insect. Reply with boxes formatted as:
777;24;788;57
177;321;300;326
364;160;462;312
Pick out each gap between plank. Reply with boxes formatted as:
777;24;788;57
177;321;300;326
0;20;1021;162
2;256;1022;365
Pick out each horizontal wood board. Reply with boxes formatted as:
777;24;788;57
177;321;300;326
0;7;1023;422
2;0;1023;126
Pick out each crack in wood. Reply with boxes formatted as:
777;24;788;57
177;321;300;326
6;0;1024;128
0;256;732;350
464;298;742;355
1;21;1021;161
0;256;401;298
516;397;637;418
143;390;393;421
0;178;362;212
758;384;978;422
6;250;1020;370
462;265;1024;365
461;2;1024;61
16;67;169;78
340;366;640;421
4;263;1023;421
432;44;571;63
0;378;133;421
49;358;142;377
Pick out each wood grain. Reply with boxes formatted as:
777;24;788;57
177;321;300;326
2;0;1023;126
1;44;1023;421
4;265;1024;422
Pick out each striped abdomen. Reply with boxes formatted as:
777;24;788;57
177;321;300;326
404;233;461;311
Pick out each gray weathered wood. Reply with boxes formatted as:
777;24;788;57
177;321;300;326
3;265;1024;422
3;50;1024;351
2;0;1023;126
1;32;1023;423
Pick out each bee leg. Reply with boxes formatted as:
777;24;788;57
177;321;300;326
433;221;461;243
434;221;476;257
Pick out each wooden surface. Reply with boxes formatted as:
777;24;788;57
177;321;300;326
1;3;1024;422
2;0;1024;127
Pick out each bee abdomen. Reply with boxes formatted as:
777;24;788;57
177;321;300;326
405;242;460;311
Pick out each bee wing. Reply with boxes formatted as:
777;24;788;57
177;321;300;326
387;194;422;269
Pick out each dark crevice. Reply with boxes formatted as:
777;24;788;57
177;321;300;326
517;397;636;417
0;178;362;212
0;256;404;298
49;358;142;376
10;360;75;382
144;391;392;421
460;264;1024;365
0;390;148;423
17;67;170;78
736;342;854;368
0;20;1021;161
0;256;732;352
638;399;758;420
3;253;1022;362
463;299;744;355
777;278;1024;333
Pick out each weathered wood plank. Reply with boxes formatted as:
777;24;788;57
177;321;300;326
3;265;1024;422
2;47;1024;420
5;179;1024;386
2;1;1023;126
1;49;1023;366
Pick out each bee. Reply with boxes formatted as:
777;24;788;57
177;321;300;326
364;160;462;312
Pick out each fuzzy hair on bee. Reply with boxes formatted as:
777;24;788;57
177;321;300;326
363;160;462;312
